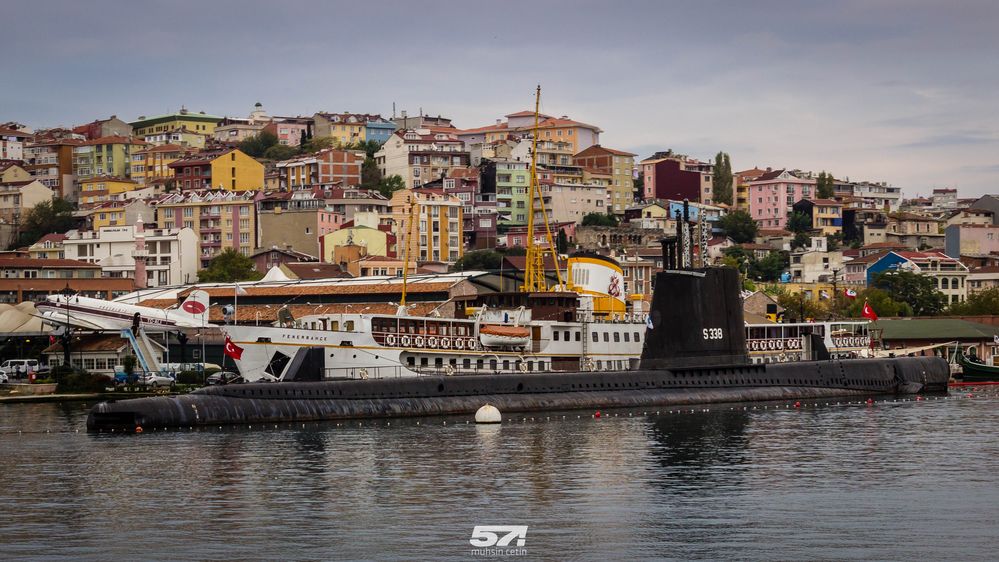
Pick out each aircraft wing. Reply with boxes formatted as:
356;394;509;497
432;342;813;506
34;311;118;332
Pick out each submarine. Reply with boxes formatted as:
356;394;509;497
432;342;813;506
87;235;950;432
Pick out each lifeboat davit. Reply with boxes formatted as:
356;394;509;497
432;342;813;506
478;325;531;348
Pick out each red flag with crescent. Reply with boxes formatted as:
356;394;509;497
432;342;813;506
223;336;244;360
861;300;878;321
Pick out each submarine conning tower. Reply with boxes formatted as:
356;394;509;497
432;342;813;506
641;202;749;369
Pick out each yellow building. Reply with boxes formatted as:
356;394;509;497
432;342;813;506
156;190;259;267
129;108;222;138
142;127;208;148
313;113;367;145
320;225;396;262
91;202;127;229
168;148;263;192
78;176;139;209
130;144;195;185
390;188;463;264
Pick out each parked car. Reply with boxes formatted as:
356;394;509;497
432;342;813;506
0;359;39;378
141;373;176;388
206;371;241;385
114;372;141;385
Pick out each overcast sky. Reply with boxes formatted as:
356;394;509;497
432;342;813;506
4;0;998;197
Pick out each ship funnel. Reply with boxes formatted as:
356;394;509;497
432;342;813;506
640;266;748;369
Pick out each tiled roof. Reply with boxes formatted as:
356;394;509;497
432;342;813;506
758;229;792;236
848;250;891;265
43;334;128;354
457;123;509;135
0;126;30;137
177;281;456;299
33;233;68;245
81;135;146;146
505;110;554;119
0;257;100;268
970;266;999;274
283;262;351;280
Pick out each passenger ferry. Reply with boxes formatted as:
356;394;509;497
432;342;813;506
225;254;648;382
744;321;872;364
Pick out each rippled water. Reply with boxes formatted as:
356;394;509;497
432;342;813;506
1;392;997;561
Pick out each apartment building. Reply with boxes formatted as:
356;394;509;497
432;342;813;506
375;129;470;188
62;224;199;286
168;148;264;192
390;188;463;263
156;190;260;267
275;148;365;189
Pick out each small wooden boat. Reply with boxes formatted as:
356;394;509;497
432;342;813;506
956;351;999;382
479;325;531;348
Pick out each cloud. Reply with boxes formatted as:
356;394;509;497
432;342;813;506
3;0;999;195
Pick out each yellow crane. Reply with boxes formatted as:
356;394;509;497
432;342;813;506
521;85;565;293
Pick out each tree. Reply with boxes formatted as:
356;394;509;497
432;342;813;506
16;198;76;248
717;210;759;244
263;144;297;161
790;232;810;250
871;270;946;316
777;292;827;322
238;131;278;157
712;151;733;205
556;229;569;254
581;212;618;227
787;211;812;234
377;175;406;198
299;136;335;154
845;287;912;318
451;250;503;272
948;287;999;315
816;171;835;199
197;249;264;283
754;250;789;282
299;130;307;147
361;157;382;189
825;232;842;251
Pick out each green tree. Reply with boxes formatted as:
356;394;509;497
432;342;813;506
871;270;946;316
581;212;619;227
753;250;788;282
845;287;912;318
787;211;812;234
197;248;264;283
816;171;835;199
948;287;999;315
298;136;335;154
263;144;297;161
238;131;278;157
717;210;759;244
16;198;76;248
712;151;733;205
790;232;810;250
450;249;503;272
556;229;568;254
825;232;843;251
377;175;406;198
777;292;827;322
361;157;382;189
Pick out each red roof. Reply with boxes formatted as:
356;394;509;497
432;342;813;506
0;126;30;137
505;110;555;119
457;122;509;135
34;233;67;245
0;257;99;268
81;135;146;146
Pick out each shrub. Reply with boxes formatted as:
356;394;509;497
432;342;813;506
57;371;112;393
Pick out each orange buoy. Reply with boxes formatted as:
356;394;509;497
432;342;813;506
916;395;924;401
794;401;801;408
135;426;143;433
866;398;874;405
594;411;601;418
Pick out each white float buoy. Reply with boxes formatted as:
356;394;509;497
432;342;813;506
475;404;502;424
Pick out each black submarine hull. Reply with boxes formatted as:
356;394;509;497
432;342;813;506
87;356;949;431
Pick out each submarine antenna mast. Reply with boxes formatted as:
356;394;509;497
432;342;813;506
522;85;564;293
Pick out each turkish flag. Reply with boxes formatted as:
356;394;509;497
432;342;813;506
223;336;244;360
861;300;878;321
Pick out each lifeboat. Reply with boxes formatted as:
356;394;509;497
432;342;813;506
478;325;531;348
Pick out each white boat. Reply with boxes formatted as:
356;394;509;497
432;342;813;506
744;320;873;364
225;301;647;381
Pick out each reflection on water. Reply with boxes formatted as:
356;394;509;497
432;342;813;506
1;395;998;560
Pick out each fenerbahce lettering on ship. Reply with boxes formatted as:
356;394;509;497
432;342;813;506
86;236;949;431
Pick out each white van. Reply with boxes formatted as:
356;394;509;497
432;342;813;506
0;359;40;378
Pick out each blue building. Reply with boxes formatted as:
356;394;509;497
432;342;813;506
365;117;397;145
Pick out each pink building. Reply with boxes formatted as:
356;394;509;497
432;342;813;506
747;169;816;229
